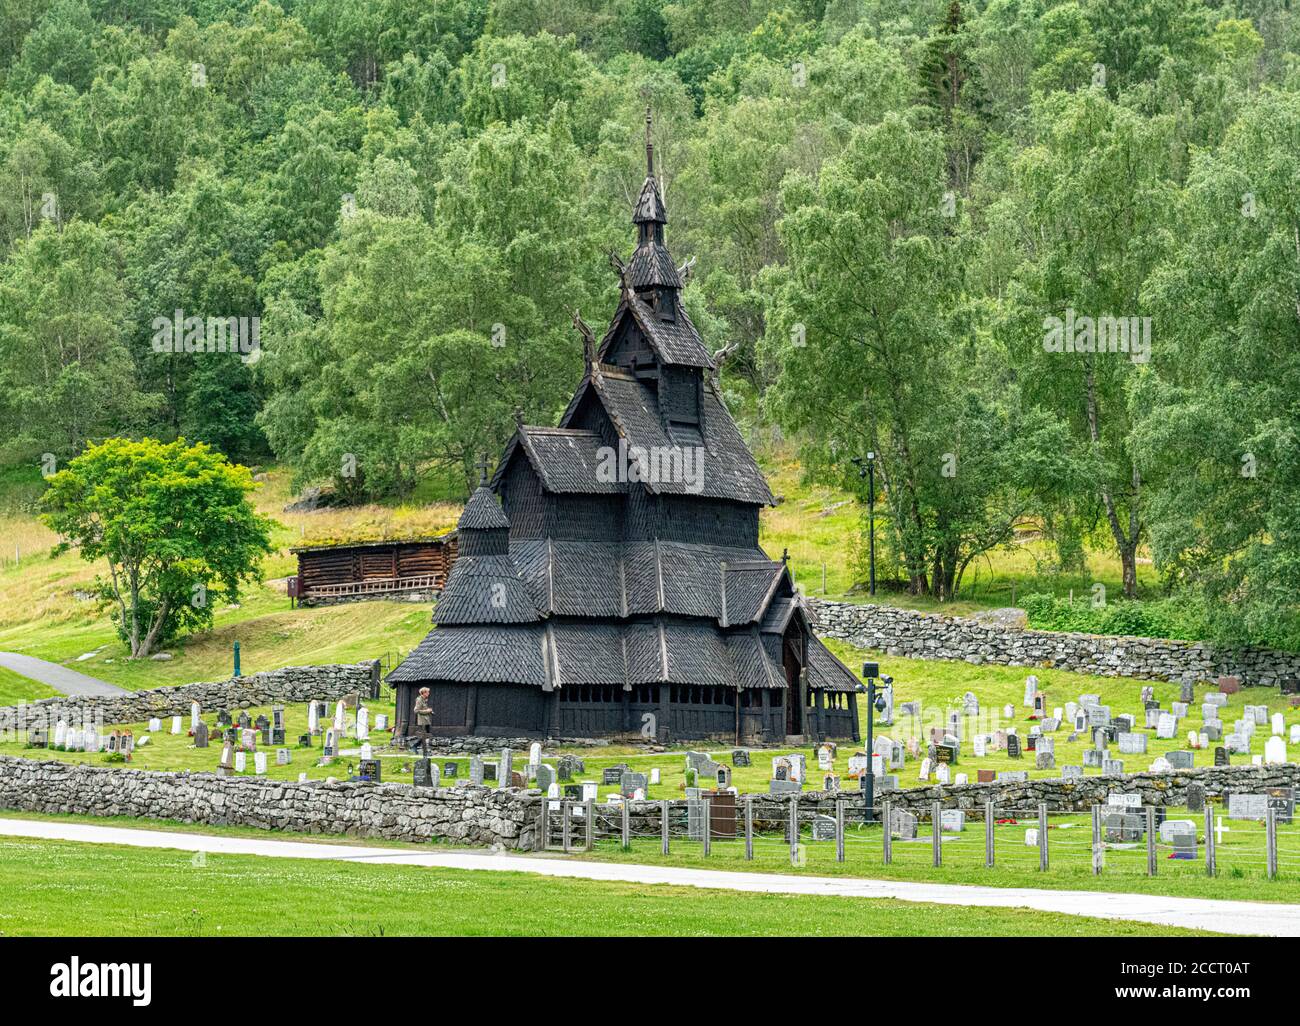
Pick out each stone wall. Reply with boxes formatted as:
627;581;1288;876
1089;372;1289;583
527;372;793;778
0;755;539;849
808;599;1300;686
0;662;380;733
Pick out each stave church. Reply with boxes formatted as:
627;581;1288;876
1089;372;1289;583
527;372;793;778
388;113;862;746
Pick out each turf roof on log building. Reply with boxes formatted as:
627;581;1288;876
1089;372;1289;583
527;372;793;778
388;112;860;745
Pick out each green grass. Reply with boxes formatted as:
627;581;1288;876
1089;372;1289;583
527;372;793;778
6;635;1299;795
0;835;1213;936
582;809;1300;904
0;665;56;704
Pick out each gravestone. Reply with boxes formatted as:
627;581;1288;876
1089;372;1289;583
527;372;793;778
413;754;434;790
890;807;918;840
1180;679;1195;704
1185;783;1206;813
1035;750;1055;770
1204;723;1222;742
1214;746;1229;766
1062;765;1083;780
996;771;1029;783
1104;813;1145;843
1265;736;1287;765
217;710;232;727
811;815;837;842
1102;759;1124;777
276;748;291;766
1217;675;1241;694
1083;748;1104;768
535;764;555;793
732;749;751;767
358;759;382;783
977;769;996;783
620;770;648;796
1118;732;1147;755
443;761;458;778
940;809;965;832
298;733;312;747
1171;702;1188;719
1006;734;1021;759
1166;750;1194;770
470;755;484;785
498;749;513;789
1228;793;1268;820
193;721;209;748
1267;787;1295;825
769;778;801;794
603;766;625;786
1156;713;1177;740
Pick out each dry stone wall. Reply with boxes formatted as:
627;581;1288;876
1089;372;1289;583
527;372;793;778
0;755;539;849
0;662;380;734
808;599;1300;686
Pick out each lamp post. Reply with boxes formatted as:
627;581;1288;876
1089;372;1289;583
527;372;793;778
861;661;888;823
852;452;877;596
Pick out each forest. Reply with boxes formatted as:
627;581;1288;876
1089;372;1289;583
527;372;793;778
0;0;1297;648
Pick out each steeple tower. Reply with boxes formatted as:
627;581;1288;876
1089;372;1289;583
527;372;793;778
628;108;682;299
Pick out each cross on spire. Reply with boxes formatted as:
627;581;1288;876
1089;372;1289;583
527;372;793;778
475;454;489;487
645;105;654;176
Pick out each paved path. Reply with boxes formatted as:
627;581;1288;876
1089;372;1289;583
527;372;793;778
0;652;128;697
1;817;1294;935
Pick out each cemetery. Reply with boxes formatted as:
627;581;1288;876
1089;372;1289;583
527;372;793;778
5;640;1300;902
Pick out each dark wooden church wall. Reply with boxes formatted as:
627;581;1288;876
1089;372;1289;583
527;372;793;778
656;496;759;547
544;493;623;541
660;365;701;425
473;683;548;736
503;457;545;539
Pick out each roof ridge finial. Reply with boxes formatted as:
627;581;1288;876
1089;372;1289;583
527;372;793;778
645;105;654;177
475;453;489;487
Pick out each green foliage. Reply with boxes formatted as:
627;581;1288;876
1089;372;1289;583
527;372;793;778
0;0;1297;646
1021;591;1213;641
40;437;273;657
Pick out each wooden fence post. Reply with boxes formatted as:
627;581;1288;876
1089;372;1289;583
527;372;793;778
985;801;995;868
561;799;571;853
584;799;595;851
1267;806;1278;880
744;797;754;860
701;795;711;856
621;799;630;851
1146;806;1157;876
789;798;800;866
836;798;845;863
1091;805;1103;875
882;800;892;865
1038;803;1048;872
1204;805;1215;877
932;801;942;867
661;799;670;855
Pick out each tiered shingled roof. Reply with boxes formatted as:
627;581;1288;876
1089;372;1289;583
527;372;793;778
388;111;860;702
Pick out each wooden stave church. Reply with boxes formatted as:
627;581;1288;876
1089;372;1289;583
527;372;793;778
388;114;862;746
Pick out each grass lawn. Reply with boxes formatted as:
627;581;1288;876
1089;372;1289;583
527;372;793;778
5;635;1300;794
581;813;1300;904
0;665;56;704
0;835;1213;936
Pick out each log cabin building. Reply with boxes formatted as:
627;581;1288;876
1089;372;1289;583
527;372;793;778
292;536;456;605
388;114;861;746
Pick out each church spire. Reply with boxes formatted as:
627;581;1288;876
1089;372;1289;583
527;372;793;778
628;108;680;294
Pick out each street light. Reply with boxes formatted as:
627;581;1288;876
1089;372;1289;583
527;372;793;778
860;662;890;823
851;451;877;596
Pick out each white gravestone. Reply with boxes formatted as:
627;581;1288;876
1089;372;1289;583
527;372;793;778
1265;736;1287;765
148;718;162;733
170;715;182;735
190;701;201;730
235;751;247;772
254;751;267;774
308;702;320;734
356;707;369;741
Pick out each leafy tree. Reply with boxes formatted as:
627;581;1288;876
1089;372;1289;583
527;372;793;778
41;437;273;656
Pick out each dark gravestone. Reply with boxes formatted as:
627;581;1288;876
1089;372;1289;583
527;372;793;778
563;784;582;800
271;727;285;745
1267;787;1295;825
238;712;251;728
298;733;312;747
413;758;433;787
1185;783;1205;814
732;749;751;767
442;761;458;778
602;765;626;785
194;721;209;748
1282;678;1300;696
216;710;232;727
358;759;382;782
1214;747;1229;767
1006;735;1021;759
935;743;956;764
